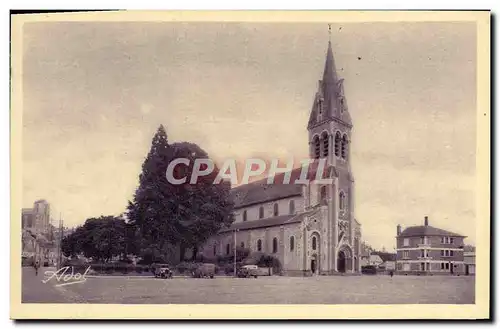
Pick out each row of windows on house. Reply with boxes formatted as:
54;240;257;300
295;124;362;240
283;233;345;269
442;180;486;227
241;191;347;222
402;236;456;246
441;237;455;244
312;131;349;160
401;250;457;258
396;262;455;271
215;236;320;256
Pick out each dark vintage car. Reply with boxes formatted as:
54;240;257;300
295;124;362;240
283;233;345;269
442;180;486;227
361;265;378;275
153;264;173;279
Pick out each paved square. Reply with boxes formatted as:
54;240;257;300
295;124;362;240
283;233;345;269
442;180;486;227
22;267;475;304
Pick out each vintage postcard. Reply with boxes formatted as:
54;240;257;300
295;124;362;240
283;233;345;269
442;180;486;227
10;10;490;319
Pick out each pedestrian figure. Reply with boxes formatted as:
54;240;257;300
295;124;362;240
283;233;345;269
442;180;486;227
390;271;394;278
34;260;40;276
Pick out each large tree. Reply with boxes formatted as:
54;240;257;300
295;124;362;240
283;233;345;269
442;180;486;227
169;142;234;260
127;125;234;262
61;216;126;262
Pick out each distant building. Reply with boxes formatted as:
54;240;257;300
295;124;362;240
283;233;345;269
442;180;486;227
22;200;51;233
367;253;384;267
371;252;397;271
360;253;370;267
395;216;466;275
464;251;475;275
21;200;56;265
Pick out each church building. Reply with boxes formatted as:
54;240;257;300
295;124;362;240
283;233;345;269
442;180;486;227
202;39;362;275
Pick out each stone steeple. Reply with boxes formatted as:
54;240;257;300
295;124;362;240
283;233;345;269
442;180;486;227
308;39;352;129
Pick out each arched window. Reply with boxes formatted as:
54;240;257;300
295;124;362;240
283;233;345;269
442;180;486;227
341;135;348;160
334;132;341;157
213;244;217;256
289;200;295;215
272;238;278;253
321;132;329;158
339;191;346;210
226;243;230;255
242;210;247;222
312;236;317;251
257;239;262;251
313;136;321;159
321;132;330;158
320;186;327;204
273;203;279;216
240;242;245;248
259;206;264;219
290;236;295;252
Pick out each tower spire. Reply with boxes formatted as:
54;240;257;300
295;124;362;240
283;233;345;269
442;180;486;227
308;25;352;129
322;37;337;86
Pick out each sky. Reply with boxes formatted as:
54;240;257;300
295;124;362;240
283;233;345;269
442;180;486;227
21;21;477;250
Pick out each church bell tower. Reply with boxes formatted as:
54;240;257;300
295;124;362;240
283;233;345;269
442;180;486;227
306;30;359;273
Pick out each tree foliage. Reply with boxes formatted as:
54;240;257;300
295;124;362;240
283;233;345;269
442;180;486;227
61;216;127;262
127;125;235;262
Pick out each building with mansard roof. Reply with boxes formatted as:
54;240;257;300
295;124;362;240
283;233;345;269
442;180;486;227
201;39;362;276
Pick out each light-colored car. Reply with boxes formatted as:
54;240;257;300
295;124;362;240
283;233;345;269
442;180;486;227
153;264;173;279
237;265;259;278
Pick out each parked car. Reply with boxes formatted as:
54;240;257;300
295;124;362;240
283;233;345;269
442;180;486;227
153;264;173;279
237;265;259;278
361;265;377;275
192;263;216;278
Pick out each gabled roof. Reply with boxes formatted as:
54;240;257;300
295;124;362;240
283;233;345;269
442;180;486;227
230;169;303;209
219;214;303;233
230;161;340;209
371;252;397;262
399;225;465;238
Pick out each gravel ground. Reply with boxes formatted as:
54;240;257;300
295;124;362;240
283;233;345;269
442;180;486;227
22;267;475;304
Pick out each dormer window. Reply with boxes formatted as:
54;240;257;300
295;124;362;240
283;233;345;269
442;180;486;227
339;98;345;114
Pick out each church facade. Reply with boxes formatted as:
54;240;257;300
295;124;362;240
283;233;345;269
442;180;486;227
202;40;362;275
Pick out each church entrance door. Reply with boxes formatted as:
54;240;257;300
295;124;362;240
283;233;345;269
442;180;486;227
311;259;316;274
337;251;346;273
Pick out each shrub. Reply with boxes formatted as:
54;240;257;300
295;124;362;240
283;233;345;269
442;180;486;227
202;257;217;264
126;264;136;273
105;265;114;274
257;254;282;274
224;264;236;275
176;261;199;275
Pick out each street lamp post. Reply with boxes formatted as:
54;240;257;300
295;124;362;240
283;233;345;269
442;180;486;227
233;229;239;277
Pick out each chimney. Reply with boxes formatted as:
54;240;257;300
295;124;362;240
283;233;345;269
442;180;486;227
424;216;429;226
397;224;402;236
